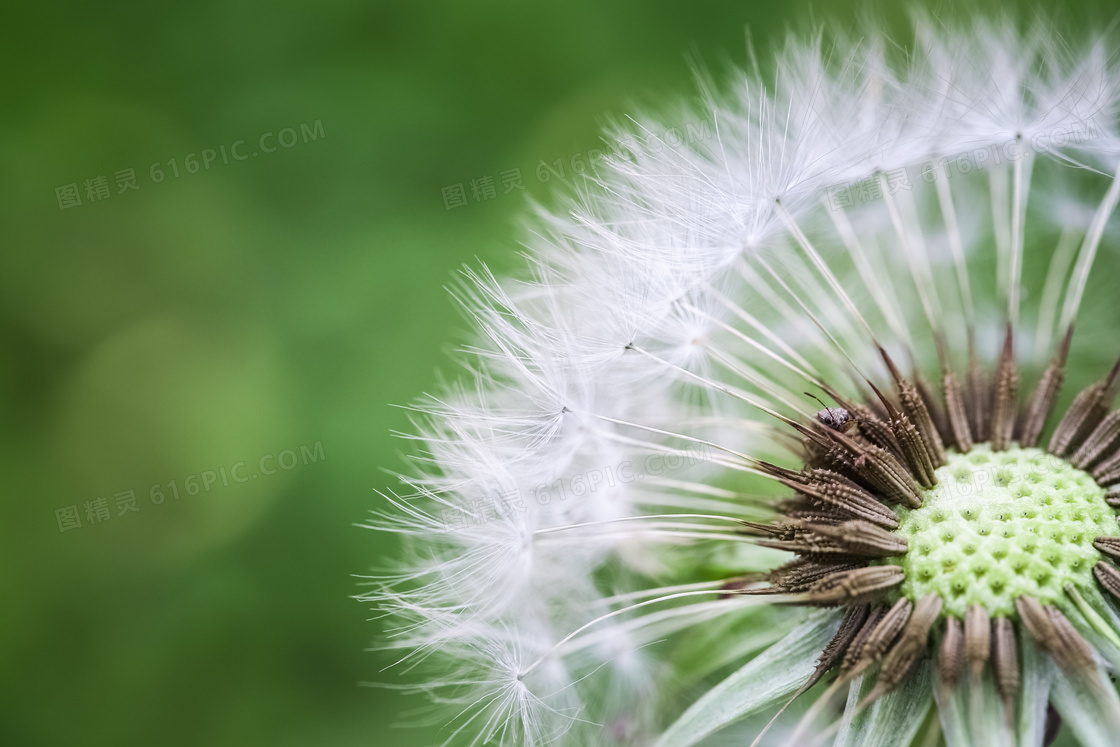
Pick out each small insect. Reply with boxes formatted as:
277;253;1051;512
806;393;855;433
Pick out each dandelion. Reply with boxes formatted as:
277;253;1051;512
366;12;1120;746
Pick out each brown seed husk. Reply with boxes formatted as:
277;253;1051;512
842;606;889;674
804;565;905;605
1094;561;1120;600
939;616;965;692
799;604;870;694
867;594;942;700
990;326;1019;452
1019;328;1071;448
943;370;974;453
965;604;990;677
1016;596;1095;675
992;617;1020;716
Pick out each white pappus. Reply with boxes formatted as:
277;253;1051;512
365;12;1120;747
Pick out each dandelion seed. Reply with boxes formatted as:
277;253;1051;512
369;12;1120;747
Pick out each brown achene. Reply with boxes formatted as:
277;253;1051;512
732;326;1120;737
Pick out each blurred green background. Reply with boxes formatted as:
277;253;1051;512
0;1;1096;746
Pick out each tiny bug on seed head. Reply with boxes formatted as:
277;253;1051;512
806;393;855;433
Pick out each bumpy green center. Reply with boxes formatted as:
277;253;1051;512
889;444;1119;618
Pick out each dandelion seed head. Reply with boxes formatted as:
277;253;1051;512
371;11;1120;746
